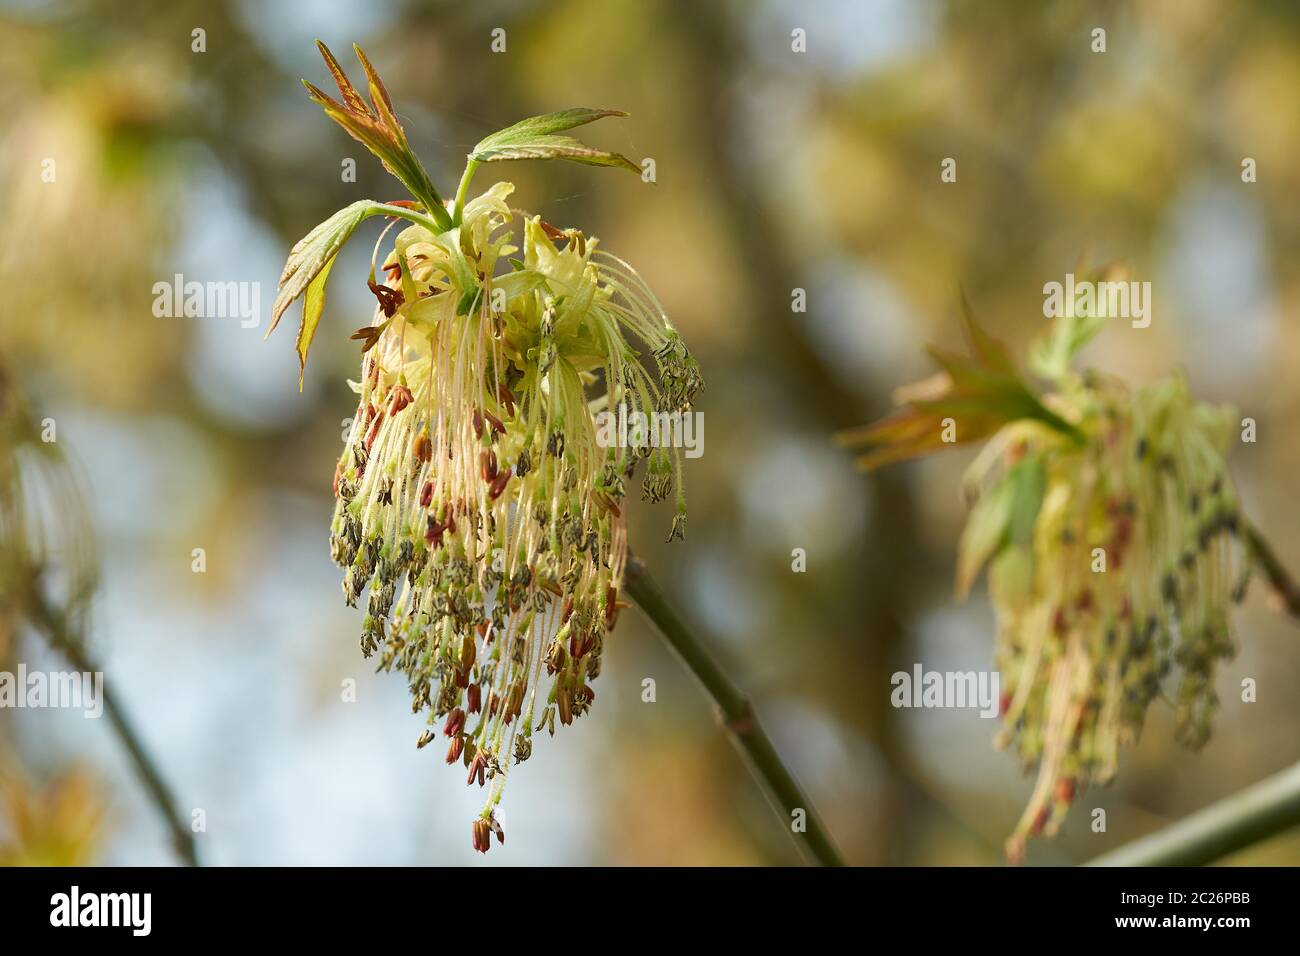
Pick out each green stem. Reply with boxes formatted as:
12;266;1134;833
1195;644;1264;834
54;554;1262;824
1086;759;1300;866
1243;520;1300;620
451;159;480;228
26;589;200;867
373;202;449;236
623;554;846;866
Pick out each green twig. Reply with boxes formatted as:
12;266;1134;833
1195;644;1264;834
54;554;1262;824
623;553;846;866
1086;759;1300;866
1243;520;1300;620
25;589;199;867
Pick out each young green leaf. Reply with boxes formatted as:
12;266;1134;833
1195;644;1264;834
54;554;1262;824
470;108;639;173
271;199;443;388
297;254;337;388
955;455;1045;599
837;299;1082;469
956;470;1016;599
269;200;377;339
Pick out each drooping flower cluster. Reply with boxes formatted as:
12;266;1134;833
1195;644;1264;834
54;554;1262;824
270;43;700;851
329;196;699;846
965;373;1239;862
840;284;1244;862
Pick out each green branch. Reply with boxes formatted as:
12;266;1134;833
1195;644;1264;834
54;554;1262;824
623;554;846;866
26;589;199;867
1086;759;1300;866
1244;520;1300;620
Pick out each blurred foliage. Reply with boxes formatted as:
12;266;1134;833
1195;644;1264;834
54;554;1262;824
0;767;105;866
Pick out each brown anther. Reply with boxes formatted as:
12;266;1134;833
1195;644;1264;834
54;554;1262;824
505;681;524;723
467;683;482;714
545;640;566;676
467;752;488;788
445;736;464;764
488;470;511;501
460;634;476;670
388;384;414;414
443;707;465;737
472;818;491;853
349;325;384;353
605;586;618;628
367;279;404;318
497;383;516;416
472;409;484;439
424;515;445;547
480;449;498;483
484;411;506;435
419;480;434;508
365;411;384;451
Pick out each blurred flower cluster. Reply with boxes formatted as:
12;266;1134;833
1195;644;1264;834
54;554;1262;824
842;271;1244;861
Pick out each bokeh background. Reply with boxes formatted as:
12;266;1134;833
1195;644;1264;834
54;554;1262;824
1;0;1298;865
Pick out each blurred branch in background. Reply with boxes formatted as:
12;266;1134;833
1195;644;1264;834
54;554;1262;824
22;587;199;867
625;553;844;866
668;0;926;862
0;365;197;866
1088;759;1300;867
1244;522;1300;621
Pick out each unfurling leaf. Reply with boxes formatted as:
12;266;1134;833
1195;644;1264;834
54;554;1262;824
955;453;1045;598
304;42;449;227
836;300;1080;469
470;108;638;173
269;200;375;338
956;468;1015;599
1028;263;1128;383
272;200;431;387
